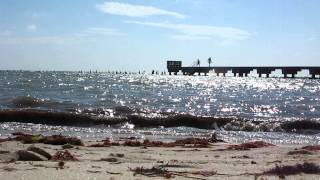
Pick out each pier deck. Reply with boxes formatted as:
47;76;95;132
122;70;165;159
167;61;320;78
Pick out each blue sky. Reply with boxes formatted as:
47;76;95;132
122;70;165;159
0;0;319;71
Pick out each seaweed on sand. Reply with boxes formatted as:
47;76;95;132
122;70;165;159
7;132;83;146
0;138;11;143
175;138;210;148
43;135;83;146
10;132;44;144
287;150;313;155
130;166;217;179
263;162;320;176
130;166;172;178
301;145;320;151
99;157;118;162
143;140;176;147
174;134;223;148
1;133;43;144
89;143;106;147
227;141;274;150
89;138;120;147
124;136;219;148
90;139;171;147
123;140;142;147
88;133;222;148
52;150;78;161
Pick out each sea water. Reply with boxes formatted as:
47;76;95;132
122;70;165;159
0;70;319;144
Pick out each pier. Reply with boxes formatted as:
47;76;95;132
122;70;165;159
167;61;320;79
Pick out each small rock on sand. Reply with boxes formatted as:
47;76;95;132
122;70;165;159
27;146;52;160
14;150;48;161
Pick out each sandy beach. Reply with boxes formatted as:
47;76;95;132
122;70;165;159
2;0;320;179
0;134;320;180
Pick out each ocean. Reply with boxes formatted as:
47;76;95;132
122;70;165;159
0;70;319;144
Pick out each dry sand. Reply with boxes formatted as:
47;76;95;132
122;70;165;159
0;140;320;180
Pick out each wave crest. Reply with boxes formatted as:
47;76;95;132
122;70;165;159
0;109;319;133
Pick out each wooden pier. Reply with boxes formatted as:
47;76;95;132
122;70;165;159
167;61;320;79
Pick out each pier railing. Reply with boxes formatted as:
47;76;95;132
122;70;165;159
167;65;320;79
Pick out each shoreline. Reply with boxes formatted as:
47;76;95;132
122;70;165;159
1;134;320;179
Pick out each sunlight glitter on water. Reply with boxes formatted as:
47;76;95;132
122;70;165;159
1;72;320;119
1;71;320;144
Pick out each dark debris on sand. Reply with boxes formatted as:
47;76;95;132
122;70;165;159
123;140;143;147
142;140;176;147
43;135;83;146
1;132;84;146
263;162;320;176
130;165;217;179
287;150;313;155
89;138;120;147
124;134;223;148
174;138;212;148
301;145;320;151
52;150;78;161
91;137;212;148
11;132;45;144
227;141;274;150
130;166;172;178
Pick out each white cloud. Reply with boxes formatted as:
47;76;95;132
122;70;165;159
0;30;12;36
76;27;126;37
27;24;37;32
96;2;185;19
173;0;202;7
172;34;211;40
0;27;124;45
30;12;47;19
126;21;251;41
307;36;317;41
0;36;66;45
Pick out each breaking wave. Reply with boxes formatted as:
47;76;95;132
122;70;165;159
0;109;319;133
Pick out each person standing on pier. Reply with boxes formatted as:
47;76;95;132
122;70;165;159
208;57;212;67
197;59;200;67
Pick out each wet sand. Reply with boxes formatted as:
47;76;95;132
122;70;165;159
1;139;320;180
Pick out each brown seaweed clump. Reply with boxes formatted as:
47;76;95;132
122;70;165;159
89;143;106;147
52;150;78;161
123;137;218;148
228;141;274;150
122;134;223;148
301;145;320;151
5;132;84;146
287;150;313;155
89;138;120;147
123;140;142;147
263;162;320;176
175;138;210;148
143;140;176;147
130;166;172;178
43;135;83;146
86;133;223;148
130;166;217;178
0;138;9;143
12;132;44;144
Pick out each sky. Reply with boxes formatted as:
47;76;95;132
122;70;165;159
0;0;319;71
